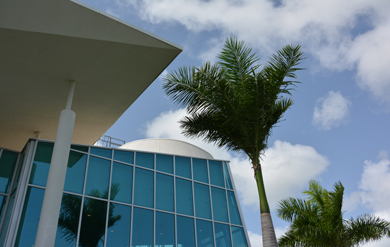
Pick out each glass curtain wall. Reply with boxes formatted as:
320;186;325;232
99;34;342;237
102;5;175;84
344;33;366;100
14;140;249;247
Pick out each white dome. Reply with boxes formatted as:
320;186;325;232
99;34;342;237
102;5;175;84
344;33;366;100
119;139;213;159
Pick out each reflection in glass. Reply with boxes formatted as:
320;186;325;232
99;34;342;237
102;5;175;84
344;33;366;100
0;195;14;246
223;162;233;190
90;147;112;159
176;178;193;216
214;223;232;247
111;162;133;203
156;212;175;246
134;168;154;208
227;191;242;225
56;194;82;247
209;160;224;187
64;151;87;194
85;156;111;199
0;150;18;193
177;216;195;247
211;187;229;223
196;219;214;247
156;173;174;212
114;150;134;164
29;142;53;186
193;159;208;183
132;207;153;247
231;226;248;247
194;183;211;219
0;195;7;224
106;203;131;247
156;154;173;174
135;152;154;169
71;145;89;153
175;156;191;179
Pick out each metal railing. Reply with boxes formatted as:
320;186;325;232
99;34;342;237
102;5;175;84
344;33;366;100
94;135;125;148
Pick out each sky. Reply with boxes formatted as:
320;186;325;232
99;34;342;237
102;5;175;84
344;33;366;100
80;0;390;246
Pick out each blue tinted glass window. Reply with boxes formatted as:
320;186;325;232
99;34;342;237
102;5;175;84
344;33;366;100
223;162;233;190
29;142;53;187
114;150;134;164
111;162;133;203
156;154;173;174
106;203;131;247
64;151;87;194
0;195;14;246
156;173;174;212
56;193;82;247
135;152;154;169
71;145;89;152
134;168;154;208
215;223;232;247
193;159;208;183
85;156;111;199
227;191;242;225
0;150;18;193
211;187;229;223
156;212;175;246
90;147;112;159
194;183;211;219
132;207;153;247
196;219;214;247
209;160;224;187
231;226;248;247
177;216;195;247
176;178;193;216
0;195;6;223
79;198;107;247
175;156;191;179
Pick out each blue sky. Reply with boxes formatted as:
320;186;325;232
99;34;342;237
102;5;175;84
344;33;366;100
80;0;390;246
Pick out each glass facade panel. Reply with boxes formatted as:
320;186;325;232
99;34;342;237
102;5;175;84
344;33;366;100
155;211;175;246
193;159;208;183
29;142;53;187
85;156;111;199
111;162;133;203
135;152;154;169
0;195;6;222
211;187;229;223
134;168;154;208
231;226;248;247
194;183;211;219
90;147;112;159
215;223;232;247
223;162;233;190
175;156;191;179
71;145;89;153
177;216;195;247
64;151;87;194
156;173;174;212
0;150;18;193
79;198;107;247
227;191;242;225
106;203;131;247
156;154;173;174
132;207;153;247
114;150;134;164
196;219;214;247
209;160;224;187
176;178;193;216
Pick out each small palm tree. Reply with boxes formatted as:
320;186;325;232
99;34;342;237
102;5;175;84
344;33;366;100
277;180;390;246
163;37;304;247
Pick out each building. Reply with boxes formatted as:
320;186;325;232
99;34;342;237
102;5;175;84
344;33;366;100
0;0;250;246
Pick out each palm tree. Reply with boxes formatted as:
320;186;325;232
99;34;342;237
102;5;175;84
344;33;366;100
277;180;390;246
163;37;305;247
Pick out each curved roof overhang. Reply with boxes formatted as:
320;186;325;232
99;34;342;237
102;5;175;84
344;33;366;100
0;0;182;151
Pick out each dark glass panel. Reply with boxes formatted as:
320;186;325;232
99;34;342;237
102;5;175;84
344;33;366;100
134;168;154;208
156;154;173;174
156;173;174;212
223;162;233;190
214;223;232;247
231;226;248;247
155;212;175;246
111;162;133;203
177;216;195;247
29;142;53;186
209;160;224;187
193;159;208;183
211;187;229;223
135;152;154;169
0;194;14;246
114;150;134;164
196;219;214;247
64;151;87;194
194;183;211;219
175;156;191;179
132;207;153;247
79;198;107;247
176;178;193;216
70;145;89;153
90;147;112;159
0;195;6;222
106;203;131;247
227;191;242;225
0;150;18;193
85;156;111;199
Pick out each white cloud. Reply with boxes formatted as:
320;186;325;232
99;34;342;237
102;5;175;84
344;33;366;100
313;91;351;130
248;227;288;247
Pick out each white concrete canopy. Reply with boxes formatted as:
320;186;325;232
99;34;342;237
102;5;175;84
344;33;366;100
0;0;182;151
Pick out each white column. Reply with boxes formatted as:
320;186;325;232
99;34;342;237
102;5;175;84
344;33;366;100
35;81;76;247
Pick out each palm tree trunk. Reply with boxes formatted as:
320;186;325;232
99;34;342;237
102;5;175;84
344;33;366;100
254;162;278;247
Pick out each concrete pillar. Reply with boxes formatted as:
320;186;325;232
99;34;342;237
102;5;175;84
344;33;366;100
35;81;76;247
